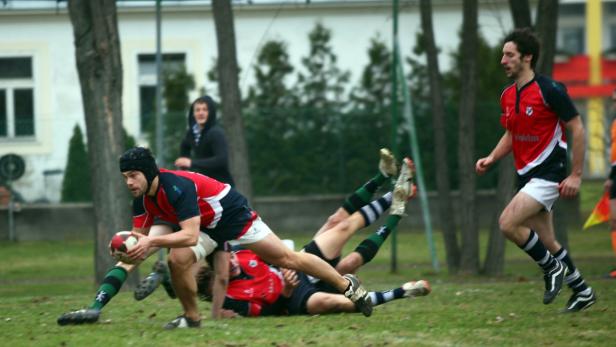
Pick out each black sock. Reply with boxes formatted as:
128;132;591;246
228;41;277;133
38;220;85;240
554;247;589;293
519;230;556;271
342;174;387;214
358;192;392;226
368;287;405;306
89;266;128;310
354;213;401;263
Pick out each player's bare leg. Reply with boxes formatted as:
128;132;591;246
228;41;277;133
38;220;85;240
500;192;567;304
164;247;201;328
337;158;416;275
306;292;357;314
313;213;367;260
315;148;398;237
305;280;431;315
245;232;373;316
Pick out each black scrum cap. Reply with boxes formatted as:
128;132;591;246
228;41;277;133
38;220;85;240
119;147;159;186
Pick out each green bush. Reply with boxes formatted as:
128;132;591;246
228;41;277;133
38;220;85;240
61;125;91;202
61;125;136;202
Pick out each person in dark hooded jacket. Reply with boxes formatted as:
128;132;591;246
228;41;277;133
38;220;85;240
174;95;234;186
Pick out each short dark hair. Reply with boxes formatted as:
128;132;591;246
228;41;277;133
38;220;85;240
503;27;540;69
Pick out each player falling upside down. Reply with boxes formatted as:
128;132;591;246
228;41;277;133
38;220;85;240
136;154;429;317
199;158;429;317
58;147;373;329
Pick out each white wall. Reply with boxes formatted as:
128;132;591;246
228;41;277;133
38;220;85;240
0;12;81;202
0;1;515;202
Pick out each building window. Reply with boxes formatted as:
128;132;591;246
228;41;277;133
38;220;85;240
560;27;585;55
608;25;616;54
0;57;35;139
560;3;585;17
137;53;186;132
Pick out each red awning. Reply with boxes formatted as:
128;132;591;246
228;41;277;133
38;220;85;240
553;54;616;98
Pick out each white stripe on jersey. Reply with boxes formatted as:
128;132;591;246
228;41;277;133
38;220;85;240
203;184;231;229
517;122;567;176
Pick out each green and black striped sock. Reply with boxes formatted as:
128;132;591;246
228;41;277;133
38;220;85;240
342;173;387;214
89;266;128;311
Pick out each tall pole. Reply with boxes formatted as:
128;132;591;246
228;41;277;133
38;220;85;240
586;0;604;176
390;0;399;273
155;0;164;262
396;57;439;272
155;0;164;166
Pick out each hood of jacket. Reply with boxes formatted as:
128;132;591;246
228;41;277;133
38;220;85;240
188;95;217;134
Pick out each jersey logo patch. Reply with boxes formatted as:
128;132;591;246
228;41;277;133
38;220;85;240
525;106;533;117
172;185;182;194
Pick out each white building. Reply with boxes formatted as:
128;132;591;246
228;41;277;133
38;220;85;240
0;0;605;202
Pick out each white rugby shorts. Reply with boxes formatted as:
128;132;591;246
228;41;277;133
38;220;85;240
230;217;273;245
519;178;560;211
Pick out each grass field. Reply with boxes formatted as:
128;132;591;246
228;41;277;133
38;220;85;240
0;224;614;347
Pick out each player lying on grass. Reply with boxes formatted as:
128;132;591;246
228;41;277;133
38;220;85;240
58;147;373;329
137;156;430;316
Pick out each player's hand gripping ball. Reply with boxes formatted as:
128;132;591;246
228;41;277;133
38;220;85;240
109;231;139;264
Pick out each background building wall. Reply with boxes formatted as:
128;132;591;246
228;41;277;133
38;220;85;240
0;1;515;202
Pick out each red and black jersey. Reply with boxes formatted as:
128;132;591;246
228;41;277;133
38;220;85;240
131;169;257;244
223;250;285;317
500;75;577;185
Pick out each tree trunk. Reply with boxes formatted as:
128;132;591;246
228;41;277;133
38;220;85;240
212;0;253;201
458;0;479;274
419;0;460;273
68;0;137;286
483;156;514;275
535;0;572;248
535;0;559;76
508;0;532;29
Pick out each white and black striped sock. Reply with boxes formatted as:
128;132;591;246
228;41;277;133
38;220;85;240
555;247;589;293
368;287;404;306
520;230;556;271
359;192;392;226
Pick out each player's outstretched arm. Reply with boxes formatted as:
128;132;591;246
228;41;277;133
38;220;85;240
211;250;231;319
